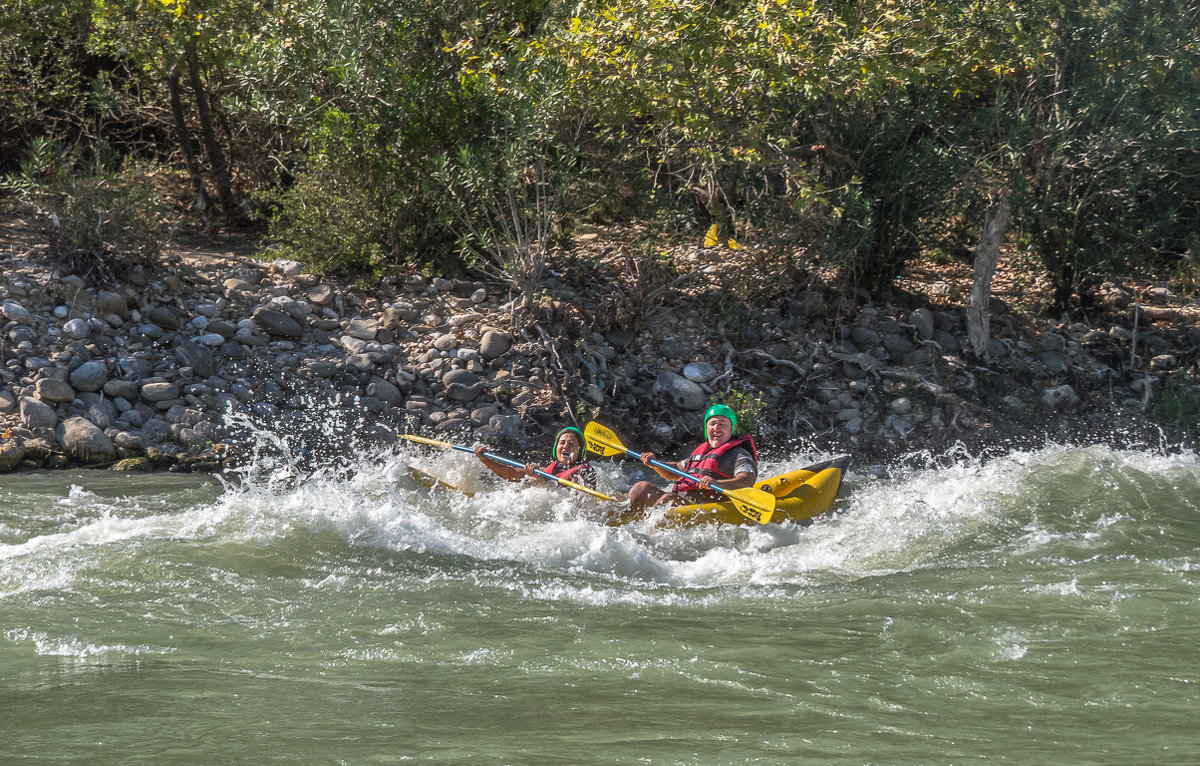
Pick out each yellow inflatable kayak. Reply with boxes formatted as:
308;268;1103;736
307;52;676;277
606;455;851;527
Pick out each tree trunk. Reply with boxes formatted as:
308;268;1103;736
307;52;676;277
166;64;210;212
967;197;1011;358
185;40;237;218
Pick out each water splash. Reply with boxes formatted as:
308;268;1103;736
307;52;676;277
4;411;1198;596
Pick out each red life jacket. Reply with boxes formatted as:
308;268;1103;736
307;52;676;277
672;434;758;493
542;460;592;483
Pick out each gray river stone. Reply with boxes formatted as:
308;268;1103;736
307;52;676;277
888;397;914;416
63;318;91;340
442;368;482;402
35;378;75;404
3;301;32;323
933;329;960;351
41;367;69;383
1038;351;1069;376
366;376;403;405
851;326;881;348
683;362;717;383
308;284;336;307
95;289;128;318
252;307;303;339
1150;354;1177;372
207;319;238;339
883;333;915;356
347;318;379;341
103;379;138;400
910;307;935;340
0;439;25;471
653;371;706;411
147;306;181;330
137;323;166;340
480;330;513;360
69;360;109;392
175;341;219;377
58;416;116;464
140;381;181;402
224;278;255;298
1042;384;1079;408
470;404;500;427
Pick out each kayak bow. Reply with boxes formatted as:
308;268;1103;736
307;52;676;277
604;455;851;527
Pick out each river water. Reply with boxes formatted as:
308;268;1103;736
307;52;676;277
2;435;1198;764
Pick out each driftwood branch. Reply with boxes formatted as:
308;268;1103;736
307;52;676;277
739;348;808;376
967;197;1010;357
878;368;946;396
709;343;736;388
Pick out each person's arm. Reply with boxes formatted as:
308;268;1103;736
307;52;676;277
695;471;755;491
695;449;756;491
639;452;683;481
474;445;529;482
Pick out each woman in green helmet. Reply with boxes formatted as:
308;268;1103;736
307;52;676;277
474;426;598;490
627;404;758;512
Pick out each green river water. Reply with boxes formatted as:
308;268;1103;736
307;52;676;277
2;439;1198;764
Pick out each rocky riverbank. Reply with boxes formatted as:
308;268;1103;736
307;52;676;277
2;206;1198;476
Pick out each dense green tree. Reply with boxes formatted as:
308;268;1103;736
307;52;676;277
254;0;503;274
0;1;96;168
1;0;1196;310
1010;0;1200;312
87;0;277;216
539;0;1050;291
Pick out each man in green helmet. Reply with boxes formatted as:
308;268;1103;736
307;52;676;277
627;404;758;512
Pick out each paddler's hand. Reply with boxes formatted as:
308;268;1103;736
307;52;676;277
696;476;714;490
522;462;538;477
639;452;655;466
473;445;486;459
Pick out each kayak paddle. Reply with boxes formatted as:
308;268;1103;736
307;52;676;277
583;421;776;524
399;433;620;503
404;463;475;497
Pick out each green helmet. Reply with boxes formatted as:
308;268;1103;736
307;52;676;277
704;403;737;433
553;427;585;461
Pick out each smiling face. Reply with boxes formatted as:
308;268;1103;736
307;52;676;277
705;415;733;448
555;431;583;464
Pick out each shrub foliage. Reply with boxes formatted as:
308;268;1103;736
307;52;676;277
0;0;1196;311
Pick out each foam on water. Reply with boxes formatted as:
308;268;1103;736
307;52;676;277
214;437;1200;594
3;627;174;661
3;431;1197;606
4;418;1199;765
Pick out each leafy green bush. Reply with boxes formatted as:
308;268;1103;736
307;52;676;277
51;162;165;281
709;386;768;437
431;137;571;305
0;3;90;172
4;139;164;282
262;151;390;278
1011;0;1200;312
0;136;74;196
